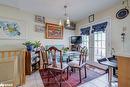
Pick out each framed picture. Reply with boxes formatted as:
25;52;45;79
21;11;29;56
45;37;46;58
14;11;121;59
0;17;26;39
89;14;94;23
45;23;63;39
35;25;45;33
64;21;76;30
35;15;45;24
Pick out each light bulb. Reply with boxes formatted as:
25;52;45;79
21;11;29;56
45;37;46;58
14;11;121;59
59;20;62;26
66;17;70;26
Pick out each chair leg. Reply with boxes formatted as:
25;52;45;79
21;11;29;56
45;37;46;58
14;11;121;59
67;67;69;80
84;65;87;78
60;71;63;87
79;68;81;83
47;70;50;85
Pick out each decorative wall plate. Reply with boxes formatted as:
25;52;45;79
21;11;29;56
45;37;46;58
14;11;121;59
116;8;129;19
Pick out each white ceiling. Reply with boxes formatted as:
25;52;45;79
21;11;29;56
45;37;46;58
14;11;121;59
0;0;121;22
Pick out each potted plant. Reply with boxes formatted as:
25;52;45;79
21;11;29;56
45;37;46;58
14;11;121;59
23;41;34;51
62;47;69;53
33;41;41;48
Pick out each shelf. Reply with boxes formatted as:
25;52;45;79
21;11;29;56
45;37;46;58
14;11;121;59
25;51;40;75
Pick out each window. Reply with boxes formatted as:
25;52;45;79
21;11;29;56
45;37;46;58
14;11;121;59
82;35;89;49
94;31;106;62
82;35;89;60
80;20;110;62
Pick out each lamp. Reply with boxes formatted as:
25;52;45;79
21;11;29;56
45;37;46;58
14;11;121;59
64;5;70;26
59;5;70;26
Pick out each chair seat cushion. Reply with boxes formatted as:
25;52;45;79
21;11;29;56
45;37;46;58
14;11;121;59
68;60;86;68
48;63;69;70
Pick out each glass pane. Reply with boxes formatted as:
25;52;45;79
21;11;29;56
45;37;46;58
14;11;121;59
86;36;89;41
94;33;98;40
98;33;102;40
102;41;106;48
102;49;106;57
97;48;102;56
102;33;105;40
94;41;98;47
98;41;102;48
86;43;89;48
94;48;98;55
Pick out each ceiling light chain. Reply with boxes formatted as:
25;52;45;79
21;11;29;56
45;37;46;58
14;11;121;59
59;1;70;26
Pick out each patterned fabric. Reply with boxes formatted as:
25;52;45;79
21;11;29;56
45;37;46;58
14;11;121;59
0;51;21;60
91;22;108;33
80;27;90;35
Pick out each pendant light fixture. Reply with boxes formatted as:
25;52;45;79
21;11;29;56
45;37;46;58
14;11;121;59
64;5;70;26
59;3;70;26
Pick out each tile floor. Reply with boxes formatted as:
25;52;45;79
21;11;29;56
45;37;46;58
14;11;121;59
19;71;118;87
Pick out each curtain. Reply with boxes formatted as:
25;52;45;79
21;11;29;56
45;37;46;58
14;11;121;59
91;22;108;33
80;26;90;35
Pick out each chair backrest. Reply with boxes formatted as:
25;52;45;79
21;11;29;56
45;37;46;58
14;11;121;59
79;46;88;66
45;46;63;69
40;46;47;63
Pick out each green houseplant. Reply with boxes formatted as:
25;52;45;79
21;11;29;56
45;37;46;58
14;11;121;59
62;47;69;53
23;40;41;51
23;41;34;51
33;41;41;48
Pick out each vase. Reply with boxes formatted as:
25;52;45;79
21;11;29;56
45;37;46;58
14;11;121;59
27;45;33;51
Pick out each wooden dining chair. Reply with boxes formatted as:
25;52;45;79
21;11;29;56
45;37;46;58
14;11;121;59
40;46;49;69
68;46;88;83
45;46;69;87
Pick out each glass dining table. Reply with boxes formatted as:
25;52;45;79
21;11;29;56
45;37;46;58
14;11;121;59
63;51;80;62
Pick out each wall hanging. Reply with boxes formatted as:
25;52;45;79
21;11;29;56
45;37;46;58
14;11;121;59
116;0;129;19
45;23;63;39
89;14;94;23
34;15;45;33
0;17;26;39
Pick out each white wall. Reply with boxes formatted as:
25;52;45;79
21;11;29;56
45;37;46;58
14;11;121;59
0;5;75;50
76;3;130;56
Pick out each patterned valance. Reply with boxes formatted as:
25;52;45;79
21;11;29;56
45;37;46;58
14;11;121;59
91;22;108;33
80;27;90;35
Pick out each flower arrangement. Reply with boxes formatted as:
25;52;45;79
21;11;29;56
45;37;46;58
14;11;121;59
23;40;41;51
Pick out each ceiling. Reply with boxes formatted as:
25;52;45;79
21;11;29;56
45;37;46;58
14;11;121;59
0;0;121;22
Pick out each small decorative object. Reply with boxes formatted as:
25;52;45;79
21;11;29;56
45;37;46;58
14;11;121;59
23;40;41;51
35;15;45;24
35;25;45;33
89;14;94;23
45;23;63;39
23;41;34;51
116;8;129;19
121;26;126;42
64;21;76;30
